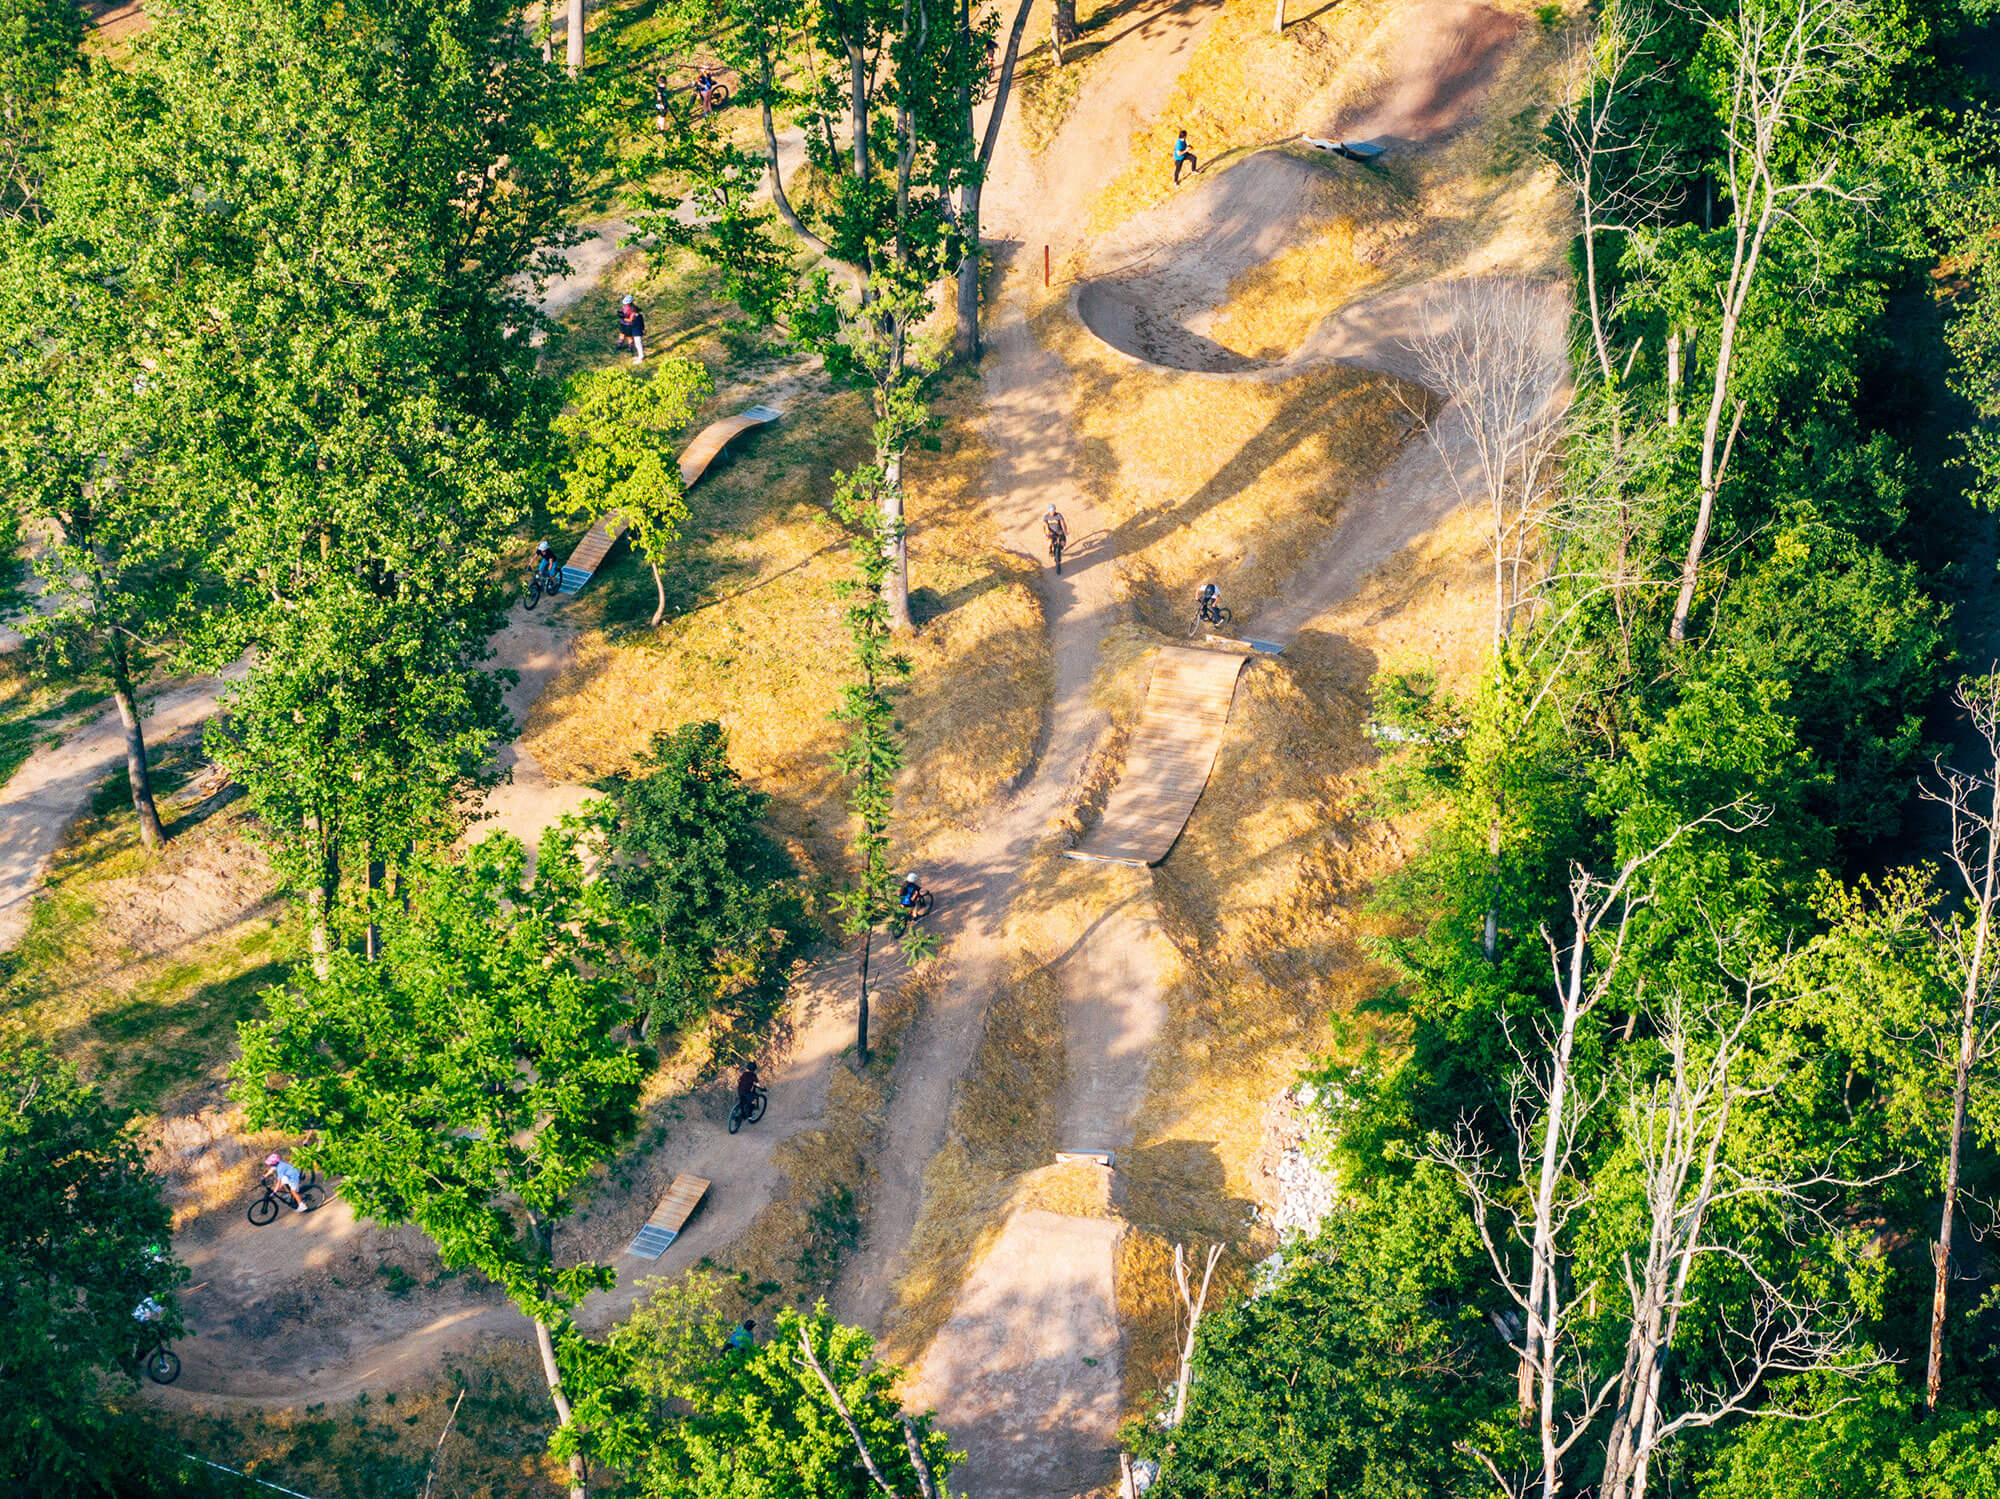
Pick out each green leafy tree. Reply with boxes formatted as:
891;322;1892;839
233;833;644;1499
1139;1178;1502;1499
553;360;712;627
828;460;933;1063
207;594;509;970
1;1044;186;1491
42;0;600;925
0;0;82;222
596;720;802;1040
575;1271;955;1498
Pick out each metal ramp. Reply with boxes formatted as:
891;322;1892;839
555;404;782;597
1067;647;1249;868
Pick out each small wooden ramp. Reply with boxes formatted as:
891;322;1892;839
1067;646;1249;868
679;404;782;487
557;405;782;596
624;1173;711;1259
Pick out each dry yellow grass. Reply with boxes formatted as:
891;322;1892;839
1208;215;1381;359
1032;300;1426;634
523;370;1049;883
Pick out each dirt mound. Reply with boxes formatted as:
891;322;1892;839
1074;149;1357;373
1338;1;1522;147
1072;0;1523;377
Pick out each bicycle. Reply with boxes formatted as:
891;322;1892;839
896;886;936;925
728;1086;768;1134
134;1332;181;1386
1047;530;1066;575
525;561;562;610
248;1178;324;1225
1188;601;1233;637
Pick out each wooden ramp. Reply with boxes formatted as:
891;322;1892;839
1068;647;1249;868
679;404;783;487
624;1173;711;1259
557;405;782;596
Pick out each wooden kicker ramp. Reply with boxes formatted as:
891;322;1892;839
557;404;782;596
1067;646;1249;868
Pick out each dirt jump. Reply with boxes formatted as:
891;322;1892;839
1074;0;1523;377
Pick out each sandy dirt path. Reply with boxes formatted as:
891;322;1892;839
0;671;243;951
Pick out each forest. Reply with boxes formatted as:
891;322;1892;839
1144;0;2000;1494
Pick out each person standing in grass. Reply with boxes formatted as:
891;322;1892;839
617;294;646;364
1173;129;1200;184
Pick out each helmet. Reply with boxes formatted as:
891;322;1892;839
905;872;918;883
265;1153;281;1167
537;540;551;553
1045;503;1058;513
621;294;635;306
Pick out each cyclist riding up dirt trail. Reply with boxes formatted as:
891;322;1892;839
264;1152;310;1213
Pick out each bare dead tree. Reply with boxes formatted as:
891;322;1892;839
1666;0;1875;642
1915;674;2000;1410
1597;959;1893;1499
796;1322;946;1499
1167;1242;1224;1428
1408;280;1571;655
566;0;584;75
1545;2;1681;389
1424;805;1763;1499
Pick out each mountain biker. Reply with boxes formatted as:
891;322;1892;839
694;66;718;111
653;74;672;132
1197;581;1221;624
263;1152;310;1214
1043;505;1068;555
725;1318;756;1354
736;1064;761;1112
534;540;560;591
899;872;923;910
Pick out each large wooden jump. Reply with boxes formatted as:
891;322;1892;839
556;404;782;597
1068;647;1249;868
625;1173;711;1259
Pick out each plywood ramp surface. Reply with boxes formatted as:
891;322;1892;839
1069;647;1248;867
625;1173;711;1259
679;404;782;487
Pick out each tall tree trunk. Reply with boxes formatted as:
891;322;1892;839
1665;329;1683;427
566;0;583;75
1272;0;1286;32
953;0;1035;362
1930;786;1997;1407
648;561;667;628
531;1313;587;1499
880;454;913;632
307;816;338;980
856;926;873;1065
364;844;383;961
104;634;165;851
1053;0;1079;55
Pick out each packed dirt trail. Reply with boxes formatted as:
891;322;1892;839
0;671;242;952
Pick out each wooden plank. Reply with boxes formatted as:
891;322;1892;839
558;405;783;598
624;1173;711;1260
678;405;783;488
1069;647;1249;867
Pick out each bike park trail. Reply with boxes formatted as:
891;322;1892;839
845;5;1563;1495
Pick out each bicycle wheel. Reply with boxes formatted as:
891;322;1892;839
748;1090;768;1124
247;1193;280;1227
1188;613;1204;638
525;579;542;611
710;84;730;108
1214;606;1233;627
911;890;935;919
727;1101;745;1135
299;1183;324;1211
146;1348;182;1385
